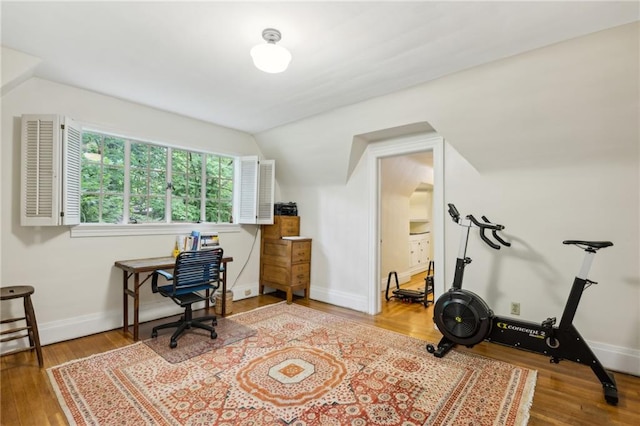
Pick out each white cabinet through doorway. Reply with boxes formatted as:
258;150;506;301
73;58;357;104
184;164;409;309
409;233;430;274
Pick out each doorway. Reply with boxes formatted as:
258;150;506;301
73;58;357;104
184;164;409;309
380;152;433;291
365;133;444;315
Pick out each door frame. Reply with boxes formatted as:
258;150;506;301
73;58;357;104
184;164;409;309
366;134;444;315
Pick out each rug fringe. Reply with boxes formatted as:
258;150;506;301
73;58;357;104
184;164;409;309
47;341;146;370
518;370;538;426
225;300;287;319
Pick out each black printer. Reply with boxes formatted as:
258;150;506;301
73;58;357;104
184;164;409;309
274;202;298;216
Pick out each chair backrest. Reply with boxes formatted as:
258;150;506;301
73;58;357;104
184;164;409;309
171;248;223;295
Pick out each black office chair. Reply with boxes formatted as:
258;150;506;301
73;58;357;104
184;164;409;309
151;248;223;348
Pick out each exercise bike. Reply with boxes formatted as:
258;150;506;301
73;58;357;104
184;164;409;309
426;204;618;405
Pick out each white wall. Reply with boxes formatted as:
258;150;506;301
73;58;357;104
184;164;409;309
1;78;263;345
409;191;431;221
254;23;639;374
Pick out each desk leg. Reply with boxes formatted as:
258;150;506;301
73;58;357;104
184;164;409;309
221;268;227;317
122;271;128;334
133;272;140;341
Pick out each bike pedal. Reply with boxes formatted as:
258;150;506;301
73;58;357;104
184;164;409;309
541;317;556;328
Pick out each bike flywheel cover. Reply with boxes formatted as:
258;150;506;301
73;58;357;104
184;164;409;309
433;289;493;346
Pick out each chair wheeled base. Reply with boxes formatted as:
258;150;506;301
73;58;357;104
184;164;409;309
151;294;218;348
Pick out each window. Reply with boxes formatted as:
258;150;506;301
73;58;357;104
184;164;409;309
20;114;273;233
80;130;234;225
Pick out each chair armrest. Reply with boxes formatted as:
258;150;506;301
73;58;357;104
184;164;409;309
151;269;173;293
213;263;224;290
211;278;221;292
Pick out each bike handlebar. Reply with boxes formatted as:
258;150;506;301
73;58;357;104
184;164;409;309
447;203;460;222
467;214;503;231
483;216;512;247
469;214;502;249
448;203;510;250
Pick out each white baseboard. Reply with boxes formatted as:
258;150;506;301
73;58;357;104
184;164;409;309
409;265;428;276
227;282;260;301
309;286;368;313
2;283;263;351
430;323;639;376
36;300;183;346
379;270;412;293
588;340;640;376
4;285;638;377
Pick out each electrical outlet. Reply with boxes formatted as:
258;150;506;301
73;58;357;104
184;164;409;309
510;302;520;316
244;289;251;296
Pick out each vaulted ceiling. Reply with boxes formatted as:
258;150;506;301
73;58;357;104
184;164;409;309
2;1;638;134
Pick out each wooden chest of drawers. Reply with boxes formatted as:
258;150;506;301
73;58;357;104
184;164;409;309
259;216;311;304
262;215;300;239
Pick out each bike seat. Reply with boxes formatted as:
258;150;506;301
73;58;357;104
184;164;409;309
563;240;613;249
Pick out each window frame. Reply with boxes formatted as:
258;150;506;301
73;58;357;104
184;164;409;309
70;221;241;238
71;127;243;238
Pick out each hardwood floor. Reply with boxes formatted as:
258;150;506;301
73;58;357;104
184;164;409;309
2;279;639;425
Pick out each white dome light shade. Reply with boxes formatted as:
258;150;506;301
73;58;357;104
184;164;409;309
251;43;292;73
250;28;292;73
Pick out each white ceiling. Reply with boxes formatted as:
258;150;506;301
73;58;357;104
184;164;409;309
2;1;637;134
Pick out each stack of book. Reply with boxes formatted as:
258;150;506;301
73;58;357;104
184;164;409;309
199;233;220;250
174;231;220;256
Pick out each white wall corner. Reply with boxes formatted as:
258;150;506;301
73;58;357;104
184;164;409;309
310;286;369;313
346;135;368;183
1;46;41;96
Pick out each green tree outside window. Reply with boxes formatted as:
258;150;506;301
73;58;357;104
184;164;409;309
80;130;234;224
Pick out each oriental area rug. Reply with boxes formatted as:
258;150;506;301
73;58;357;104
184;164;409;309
48;303;536;425
143;316;257;364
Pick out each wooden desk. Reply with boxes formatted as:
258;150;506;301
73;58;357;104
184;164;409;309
114;255;233;341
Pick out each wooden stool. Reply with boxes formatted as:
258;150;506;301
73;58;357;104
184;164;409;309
1;285;43;367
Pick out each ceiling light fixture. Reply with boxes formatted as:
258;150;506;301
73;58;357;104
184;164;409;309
250;28;292;73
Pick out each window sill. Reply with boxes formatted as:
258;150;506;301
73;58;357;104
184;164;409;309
70;222;243;238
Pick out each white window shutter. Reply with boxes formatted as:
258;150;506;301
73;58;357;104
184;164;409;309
237;156;258;224
257;159;275;224
20;114;82;226
237;156;275;224
21;115;62;226
61;117;81;225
